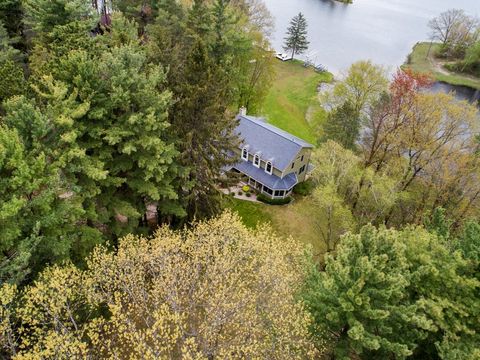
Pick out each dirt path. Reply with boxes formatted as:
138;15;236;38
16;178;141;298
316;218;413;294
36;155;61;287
428;51;480;83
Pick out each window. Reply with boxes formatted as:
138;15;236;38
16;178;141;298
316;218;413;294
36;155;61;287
274;190;285;197
291;162;295;169
265;161;272;174
299;165;306;174
242;147;248;161
263;186;273;195
301;155;304;162
253;154;260;168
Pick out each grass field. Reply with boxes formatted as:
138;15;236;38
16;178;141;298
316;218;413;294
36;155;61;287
226;197;327;259
261;60;333;144
404;42;480;90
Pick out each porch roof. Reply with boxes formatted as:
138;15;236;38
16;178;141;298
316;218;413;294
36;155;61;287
233;161;298;191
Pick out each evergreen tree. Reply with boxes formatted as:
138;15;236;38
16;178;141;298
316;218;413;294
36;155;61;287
0;60;26;103
457;221;480;264
303;225;480;359
114;0;160;34
0;21;25;103
320;101;360;150
0;0;23;49
0;124;93;284
423;207;452;241
170;37;239;219
283;12;309;59
5;15;183;238
23;0;93;35
147;1;241;221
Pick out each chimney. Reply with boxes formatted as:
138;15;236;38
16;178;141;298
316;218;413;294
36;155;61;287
239;106;247;116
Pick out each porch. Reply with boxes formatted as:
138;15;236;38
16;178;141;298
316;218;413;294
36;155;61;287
246;177;293;199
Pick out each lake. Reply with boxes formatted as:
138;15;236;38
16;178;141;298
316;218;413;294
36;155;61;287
264;0;480;75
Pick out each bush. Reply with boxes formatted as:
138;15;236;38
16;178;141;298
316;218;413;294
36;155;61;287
242;185;250;192
257;193;292;205
293;180;314;196
229;192;235;197
238;191;243;196
246;192;251;198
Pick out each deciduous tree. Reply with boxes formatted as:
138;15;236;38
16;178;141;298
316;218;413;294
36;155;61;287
1;212;320;358
312;183;355;252
324;60;388;115
428;9;479;58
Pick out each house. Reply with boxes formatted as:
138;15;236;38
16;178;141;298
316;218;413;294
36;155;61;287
230;108;314;199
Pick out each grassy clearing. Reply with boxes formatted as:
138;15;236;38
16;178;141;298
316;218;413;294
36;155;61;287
404;42;480;90
225;197;327;258
261;60;333;144
225;198;273;229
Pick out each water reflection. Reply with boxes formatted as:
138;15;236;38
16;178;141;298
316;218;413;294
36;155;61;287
264;0;480;75
431;82;480;107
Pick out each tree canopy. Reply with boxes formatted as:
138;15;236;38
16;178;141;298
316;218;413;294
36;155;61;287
303;224;480;359
0;212;320;359
0;0;275;283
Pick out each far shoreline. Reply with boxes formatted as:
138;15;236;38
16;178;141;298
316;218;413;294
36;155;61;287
403;42;480;91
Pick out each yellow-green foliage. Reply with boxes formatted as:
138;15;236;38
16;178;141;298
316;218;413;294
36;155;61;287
1;212;321;359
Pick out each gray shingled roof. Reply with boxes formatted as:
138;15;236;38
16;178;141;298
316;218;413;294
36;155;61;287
235;115;313;172
233;161;298;190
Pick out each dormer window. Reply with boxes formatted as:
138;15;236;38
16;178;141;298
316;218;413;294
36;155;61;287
265;161;272;174
242;147;248;161
253;154;260;168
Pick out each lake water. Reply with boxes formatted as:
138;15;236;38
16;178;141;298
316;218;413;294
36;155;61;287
264;0;480;75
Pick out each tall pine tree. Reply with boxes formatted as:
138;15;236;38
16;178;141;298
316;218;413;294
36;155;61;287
147;0;240;221
0;123;92;284
283;12;309;59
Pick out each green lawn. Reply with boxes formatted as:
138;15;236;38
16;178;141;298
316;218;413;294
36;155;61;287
404;42;480;90
261;60;333;144
226;197;327;260
225;198;273;229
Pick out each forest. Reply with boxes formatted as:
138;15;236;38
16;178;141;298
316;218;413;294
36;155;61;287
0;0;479;359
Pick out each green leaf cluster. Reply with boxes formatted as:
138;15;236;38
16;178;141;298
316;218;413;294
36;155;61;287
303;225;480;359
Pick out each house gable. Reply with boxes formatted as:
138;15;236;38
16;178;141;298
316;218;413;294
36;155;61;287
235;115;313;173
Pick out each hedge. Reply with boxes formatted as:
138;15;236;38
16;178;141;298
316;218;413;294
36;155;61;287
293;180;314;196
257;193;292;205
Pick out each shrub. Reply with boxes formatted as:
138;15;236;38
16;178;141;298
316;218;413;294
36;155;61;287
246;192;251;198
293;180;314;196
242;185;250;193
229;192;235;197
257;193;292;205
238;191;243;196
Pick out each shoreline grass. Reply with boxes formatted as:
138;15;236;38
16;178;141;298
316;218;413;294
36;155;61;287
261;60;333;144
404;42;480;90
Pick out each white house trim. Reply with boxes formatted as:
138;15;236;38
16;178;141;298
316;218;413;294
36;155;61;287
241;147;249;161
265;161;273;175
253;153;261;168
